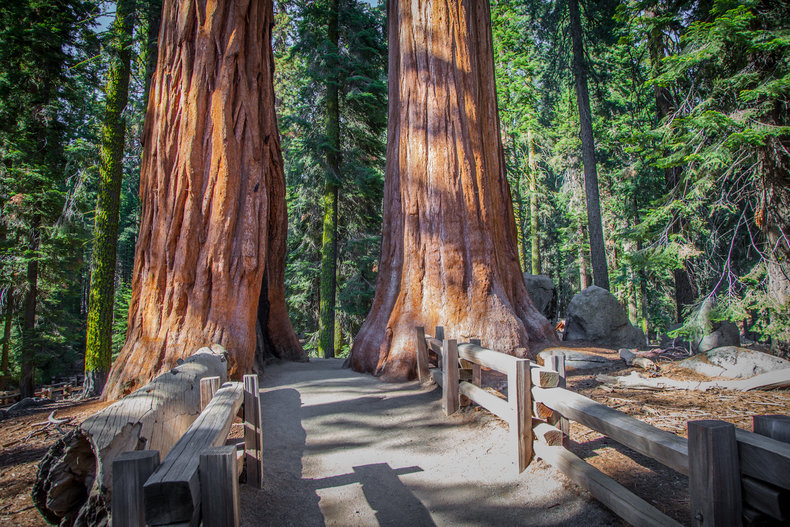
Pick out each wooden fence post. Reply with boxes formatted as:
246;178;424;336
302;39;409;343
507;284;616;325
200;376;221;411
549;352;569;446
243;374;263;489
688;420;742;527
442;339;459;416
434;326;444;341
199;446;240;527
415;327;429;383
510;359;532;473
469;339;482;387
111;450;160;527
753;415;790;444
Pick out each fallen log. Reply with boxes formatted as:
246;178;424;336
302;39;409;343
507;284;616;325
596;368;790;392
619;349;657;372
32;345;229;527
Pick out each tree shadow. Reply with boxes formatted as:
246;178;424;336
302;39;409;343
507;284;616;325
313;463;435;527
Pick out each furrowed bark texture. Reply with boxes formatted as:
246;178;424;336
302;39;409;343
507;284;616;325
103;0;304;401
350;0;557;381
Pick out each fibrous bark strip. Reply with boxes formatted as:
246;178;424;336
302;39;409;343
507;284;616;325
103;0;304;400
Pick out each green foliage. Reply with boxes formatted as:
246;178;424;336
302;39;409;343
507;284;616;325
276;0;386;356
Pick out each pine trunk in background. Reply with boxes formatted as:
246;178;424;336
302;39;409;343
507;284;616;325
528;130;541;275
103;0;305;400
578;222;591;289
510;150;527;271
319;0;340;359
1;294;11;390
760;129;790;352
83;0;135;398
21;230;38;398
350;0;557;381
568;0;609;291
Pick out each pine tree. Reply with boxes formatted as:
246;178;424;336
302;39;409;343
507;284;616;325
0;0;99;396
319;0;341;359
83;0;136;397
568;0;610;291
278;0;386;356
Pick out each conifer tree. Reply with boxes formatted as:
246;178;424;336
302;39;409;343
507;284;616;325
83;0;136;397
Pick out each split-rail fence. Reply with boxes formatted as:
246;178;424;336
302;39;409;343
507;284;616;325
416;326;790;527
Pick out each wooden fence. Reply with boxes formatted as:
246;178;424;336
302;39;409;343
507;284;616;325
417;326;790;527
1;380;85;408
111;374;263;527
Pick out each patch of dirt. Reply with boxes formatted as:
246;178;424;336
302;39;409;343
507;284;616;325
553;347;790;525
0;399;111;526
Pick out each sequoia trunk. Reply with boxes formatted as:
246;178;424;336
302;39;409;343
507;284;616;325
103;0;304;400
350;0;557;381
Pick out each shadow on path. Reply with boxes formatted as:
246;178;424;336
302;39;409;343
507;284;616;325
243;386;436;526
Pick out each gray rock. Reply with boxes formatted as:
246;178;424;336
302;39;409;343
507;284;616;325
563;286;646;349
8;396;38;413
523;274;557;320
678;346;790;379
696;320;740;354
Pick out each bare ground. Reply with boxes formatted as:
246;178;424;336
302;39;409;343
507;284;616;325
1;349;788;526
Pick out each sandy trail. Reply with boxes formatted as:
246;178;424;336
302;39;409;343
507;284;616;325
241;358;616;526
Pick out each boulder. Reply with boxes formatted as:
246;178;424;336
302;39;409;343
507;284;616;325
696;320;740;354
7;396;39;414
678;346;790;379
563;286;646;349
523;274;558;320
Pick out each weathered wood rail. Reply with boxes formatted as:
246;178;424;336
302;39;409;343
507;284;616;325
111;374;263;527
1;378;84;408
417;326;790;527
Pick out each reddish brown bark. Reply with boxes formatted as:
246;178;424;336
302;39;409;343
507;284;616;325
350;0;557;381
103;0;304;400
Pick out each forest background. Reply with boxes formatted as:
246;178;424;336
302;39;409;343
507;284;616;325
0;0;787;391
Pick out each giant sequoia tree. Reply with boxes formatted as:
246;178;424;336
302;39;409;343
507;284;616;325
103;0;304;400
350;0;557;381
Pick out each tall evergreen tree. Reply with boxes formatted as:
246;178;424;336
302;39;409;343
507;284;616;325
0;0;99;396
319;0;341;359
83;0;136;397
278;0;387;356
568;0;610;290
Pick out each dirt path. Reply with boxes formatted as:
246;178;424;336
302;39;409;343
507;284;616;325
241;358;618;527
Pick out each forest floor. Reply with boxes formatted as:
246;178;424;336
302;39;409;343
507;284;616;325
0;398;111;527
0;349;788;526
